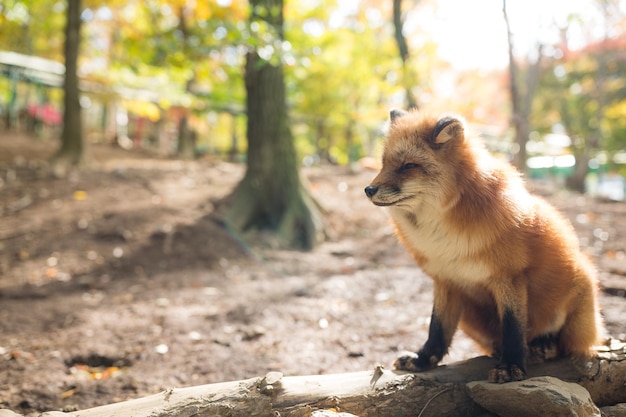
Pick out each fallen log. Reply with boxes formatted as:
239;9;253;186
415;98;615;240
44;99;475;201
24;340;626;417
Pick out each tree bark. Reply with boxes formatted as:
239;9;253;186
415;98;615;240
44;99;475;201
228;113;239;162
392;0;418;110
54;0;83;168
567;39;607;192
567;144;591;193
177;114;196;160
502;0;542;174
220;0;323;250
24;342;626;417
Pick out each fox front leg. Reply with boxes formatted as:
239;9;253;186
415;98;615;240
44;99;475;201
488;307;528;383
394;313;448;371
394;283;462;372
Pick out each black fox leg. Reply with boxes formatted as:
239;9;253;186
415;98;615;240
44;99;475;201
395;312;447;371
394;283;462;372
488;308;528;382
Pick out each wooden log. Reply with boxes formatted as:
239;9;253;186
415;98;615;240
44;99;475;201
32;341;625;417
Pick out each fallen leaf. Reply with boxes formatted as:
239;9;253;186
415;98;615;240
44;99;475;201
61;389;77;399
73;190;87;201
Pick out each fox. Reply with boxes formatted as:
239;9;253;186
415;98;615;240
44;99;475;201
364;109;605;383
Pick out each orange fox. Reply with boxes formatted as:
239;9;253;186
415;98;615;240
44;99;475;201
365;109;604;382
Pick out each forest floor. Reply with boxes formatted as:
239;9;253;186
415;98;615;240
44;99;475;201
1;132;625;415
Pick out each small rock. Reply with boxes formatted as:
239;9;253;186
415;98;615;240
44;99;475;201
242;325;266;341
0;410;24;417
601;403;626;417
347;350;364;358
467;376;600;417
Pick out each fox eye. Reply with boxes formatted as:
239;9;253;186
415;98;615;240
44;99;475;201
400;162;420;171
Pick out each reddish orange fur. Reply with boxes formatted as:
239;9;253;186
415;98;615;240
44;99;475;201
368;111;604;359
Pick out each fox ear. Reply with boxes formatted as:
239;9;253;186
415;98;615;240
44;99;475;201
389;109;409;124
433;116;464;144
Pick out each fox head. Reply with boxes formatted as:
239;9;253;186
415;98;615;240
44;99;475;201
365;109;471;212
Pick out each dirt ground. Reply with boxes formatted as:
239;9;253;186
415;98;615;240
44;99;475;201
0;132;625;415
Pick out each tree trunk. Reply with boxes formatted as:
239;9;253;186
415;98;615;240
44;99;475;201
315;119;331;163
567;145;590;193
19;342;626;417
228;113;239;162
177;4;199;161
54;0;83;169
392;0;418;110
502;0;542;174
220;0;323;250
5;69;18;129
177;114;196;160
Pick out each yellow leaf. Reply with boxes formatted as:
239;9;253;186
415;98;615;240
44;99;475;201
61;389;77;399
194;2;212;20
73;190;88;201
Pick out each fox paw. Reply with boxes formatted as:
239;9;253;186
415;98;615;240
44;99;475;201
528;334;559;362
571;355;600;379
393;351;437;372
488;364;527;383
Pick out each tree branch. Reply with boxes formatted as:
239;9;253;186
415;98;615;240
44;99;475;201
21;341;626;417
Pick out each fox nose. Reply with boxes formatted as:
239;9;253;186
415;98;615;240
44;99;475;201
364;185;378;198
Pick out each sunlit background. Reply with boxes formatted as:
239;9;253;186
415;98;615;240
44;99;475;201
1;0;626;196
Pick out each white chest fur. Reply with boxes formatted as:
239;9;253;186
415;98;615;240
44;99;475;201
391;208;494;288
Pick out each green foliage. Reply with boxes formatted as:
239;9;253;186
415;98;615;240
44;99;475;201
0;0;436;163
285;0;401;163
0;0;588;168
535;39;626;157
4;0;626;168
0;0;66;59
604;100;626;156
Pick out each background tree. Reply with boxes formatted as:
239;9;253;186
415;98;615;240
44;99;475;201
502;0;543;173
288;9;398;164
531;0;626;191
392;0;418;109
0;0;66;59
8;0;622;189
535;38;626;191
54;0;84;169
220;0;322;250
